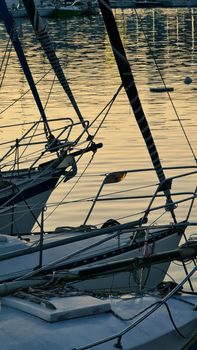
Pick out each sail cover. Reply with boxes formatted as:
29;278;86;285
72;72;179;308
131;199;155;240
98;0;165;183
22;0;88;134
98;0;176;219
0;0;51;139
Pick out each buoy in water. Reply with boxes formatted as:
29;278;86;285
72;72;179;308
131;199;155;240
184;76;192;85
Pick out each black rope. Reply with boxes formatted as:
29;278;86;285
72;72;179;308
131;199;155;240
71;297;189;350
163;301;188;339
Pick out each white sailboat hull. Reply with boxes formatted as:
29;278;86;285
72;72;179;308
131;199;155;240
0;178;56;235
70;231;182;292
0;154;75;235
5;0;51;7
0;229;182;292
10;6;54;17
5;0;55;17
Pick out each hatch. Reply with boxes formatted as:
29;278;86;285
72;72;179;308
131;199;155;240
2;295;111;322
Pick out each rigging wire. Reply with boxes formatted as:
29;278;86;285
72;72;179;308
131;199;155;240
33;146;97;231
43;182;160;209
15;73;57;165
133;8;197;164
0;36;12;88
33;85;123;228
88;84;123;132
0;67;53;116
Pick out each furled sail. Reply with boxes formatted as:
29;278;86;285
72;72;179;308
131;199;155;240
98;0;176;220
22;0;89;136
0;0;51;139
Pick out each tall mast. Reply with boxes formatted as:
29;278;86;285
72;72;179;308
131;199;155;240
0;0;52;140
22;0;90;137
98;0;176;221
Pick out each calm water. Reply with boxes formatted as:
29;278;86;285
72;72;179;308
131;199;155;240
0;8;197;283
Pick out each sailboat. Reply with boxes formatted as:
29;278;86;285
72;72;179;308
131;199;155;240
0;2;196;348
0;238;196;349
5;0;55;17
54;0;83;17
0;0;102;236
0;0;194;294
54;0;99;17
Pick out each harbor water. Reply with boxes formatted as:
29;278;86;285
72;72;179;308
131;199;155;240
0;7;196;285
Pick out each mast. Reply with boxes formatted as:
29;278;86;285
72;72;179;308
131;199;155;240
21;0;90;137
0;0;52;140
98;0;176;221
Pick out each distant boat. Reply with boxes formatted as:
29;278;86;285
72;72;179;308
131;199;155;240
54;0;99;17
135;0;164;7
171;0;197;6
5;0;50;7
109;0;136;7
110;0;197;7
54;0;83;17
5;0;55;17
10;7;55;18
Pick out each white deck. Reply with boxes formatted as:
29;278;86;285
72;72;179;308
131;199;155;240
0;293;196;350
